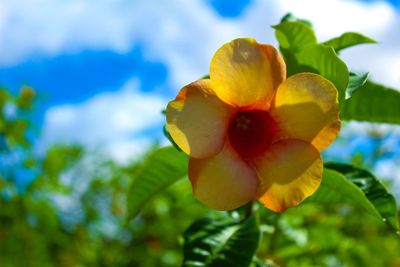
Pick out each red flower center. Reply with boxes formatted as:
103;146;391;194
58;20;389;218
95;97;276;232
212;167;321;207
228;109;277;159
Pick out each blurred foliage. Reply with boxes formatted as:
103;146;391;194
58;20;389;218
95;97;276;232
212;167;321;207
256;203;400;267
127;146;187;220
2;85;398;266
0;87;213;266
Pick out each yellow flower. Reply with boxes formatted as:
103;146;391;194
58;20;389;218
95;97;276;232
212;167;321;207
166;38;340;212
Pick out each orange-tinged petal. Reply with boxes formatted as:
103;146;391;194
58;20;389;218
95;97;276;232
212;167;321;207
255;139;322;212
166;79;233;159
271;73;340;151
189;144;259;210
210;38;286;108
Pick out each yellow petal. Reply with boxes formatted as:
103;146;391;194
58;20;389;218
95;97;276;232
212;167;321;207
189;144;259;210
166;79;233;159
255;139;322;212
210;38;286;108
271;73;340;151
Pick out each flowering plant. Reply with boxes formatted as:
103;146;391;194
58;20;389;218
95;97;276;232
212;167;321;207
129;15;400;266
167;38;340;212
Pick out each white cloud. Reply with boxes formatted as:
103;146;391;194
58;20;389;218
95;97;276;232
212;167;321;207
0;0;134;63
42;79;166;163
2;0;398;162
1;0;399;88
280;0;396;38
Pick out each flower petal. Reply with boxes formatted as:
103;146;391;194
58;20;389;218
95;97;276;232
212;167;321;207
255;139;322;212
166;79;233;159
271;73;340;151
210;38;286;108
189;144;259;210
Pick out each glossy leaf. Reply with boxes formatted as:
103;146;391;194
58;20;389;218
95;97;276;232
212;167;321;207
127;146;188;220
346;71;369;98
309;169;380;217
341;81;400;124
323;32;376;52
309;167;399;231
272;21;317;53
325;163;399;231
280;13;312;27
293;44;349;104
182;216;260;267
273;22;349;104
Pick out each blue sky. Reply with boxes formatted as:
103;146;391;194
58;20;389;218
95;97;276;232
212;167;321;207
0;0;400;191
0;0;399;105
0;46;168;104
1;0;398;112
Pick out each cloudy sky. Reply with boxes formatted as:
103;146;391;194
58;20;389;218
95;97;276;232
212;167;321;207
0;0;399;167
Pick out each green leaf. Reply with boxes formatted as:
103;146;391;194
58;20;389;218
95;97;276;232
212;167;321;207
273;22;349;104
346;71;369;99
272;21;317;53
341;81;400;124
127;146;188;220
182;216;260;267
325;163;399;231
293;44;349;104
323;32;376;52
280;13;312;27
309;167;399;232
310;169;380;218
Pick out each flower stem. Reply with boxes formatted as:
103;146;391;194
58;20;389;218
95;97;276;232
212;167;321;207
243;201;254;220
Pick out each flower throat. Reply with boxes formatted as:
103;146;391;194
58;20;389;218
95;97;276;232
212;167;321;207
228;109;277;159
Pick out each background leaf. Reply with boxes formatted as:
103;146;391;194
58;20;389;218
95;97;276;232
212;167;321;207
309;167;399;232
182;216;260;267
273;22;349;104
325;163;399;231
346;71;369;98
280;13;312;27
293;44;349;103
272;21;317;53
323;32;376;52
309;169;380;218
127;146;188;220
341;81;400;124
